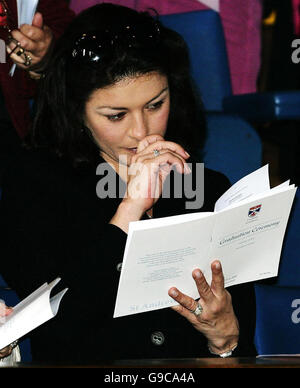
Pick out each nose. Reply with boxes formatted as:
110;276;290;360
129;113;148;140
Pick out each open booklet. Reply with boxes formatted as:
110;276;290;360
0;278;67;350
114;165;297;318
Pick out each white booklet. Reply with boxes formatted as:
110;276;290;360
114;165;297;318
0;278;67;350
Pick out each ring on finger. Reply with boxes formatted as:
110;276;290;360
153;149;160;157
8;37;20;47
7;38;21;57
23;53;32;67
191;302;203;317
16;47;25;56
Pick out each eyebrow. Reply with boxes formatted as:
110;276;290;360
96;87;169;111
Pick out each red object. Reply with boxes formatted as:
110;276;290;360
292;0;300;36
0;2;8;26
0;0;75;138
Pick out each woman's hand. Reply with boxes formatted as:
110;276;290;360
0;302;13;359
168;260;239;355
124;134;191;215
110;134;191;233
6;12;53;73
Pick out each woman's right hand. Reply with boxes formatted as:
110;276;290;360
0;302;13;359
110;135;191;233
125;134;191;214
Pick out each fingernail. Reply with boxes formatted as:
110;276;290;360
214;261;221;270
170;289;178;297
194;270;202;279
184;151;190;158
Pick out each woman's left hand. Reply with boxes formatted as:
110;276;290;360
6;12;53;72
168;260;239;355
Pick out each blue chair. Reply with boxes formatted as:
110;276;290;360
160;10;263;184
254;284;300;355
223;91;300;123
203;113;262;184
254;189;300;355
160;10;232;113
160;10;300;184
276;190;300;287
160;10;300;121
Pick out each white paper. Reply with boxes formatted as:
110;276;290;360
114;166;297;318
0;278;68;349
197;0;220;12
9;0;39;76
214;165;270;212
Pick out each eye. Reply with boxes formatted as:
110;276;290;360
106;112;126;122
147;99;165;111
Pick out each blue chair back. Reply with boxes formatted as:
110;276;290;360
160;10;262;183
254;189;300;355
276;189;300;287
160;10;232;111
202;113;262;184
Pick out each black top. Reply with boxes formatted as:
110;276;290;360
0;149;257;364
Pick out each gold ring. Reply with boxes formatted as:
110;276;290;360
8;37;20;46
23;53;32;67
7;38;21;57
16;47;25;56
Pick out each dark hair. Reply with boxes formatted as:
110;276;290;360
30;3;206;166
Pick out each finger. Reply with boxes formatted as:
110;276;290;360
0;303;12;317
7;48;38;67
137;140;190;161
133;150;190;175
31;12;44;29
6;41;21;57
192;268;214;303
210;260;225;297
170;304;199;323
168;287;199;313
9;30;37;52
19;22;44;42
136;134;165;153
0;346;12;358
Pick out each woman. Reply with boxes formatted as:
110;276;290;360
0;3;256;363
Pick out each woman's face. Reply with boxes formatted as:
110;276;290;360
84;72;170;172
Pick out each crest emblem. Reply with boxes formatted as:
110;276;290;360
248;204;262;218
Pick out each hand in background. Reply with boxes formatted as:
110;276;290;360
6;12;53;72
